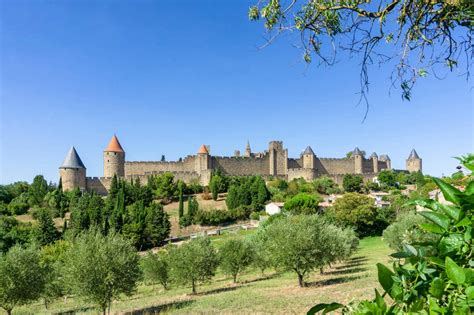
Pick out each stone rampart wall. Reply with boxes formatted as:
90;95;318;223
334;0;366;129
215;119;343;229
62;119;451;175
125;155;196;176
317;158;354;175
211;156;269;176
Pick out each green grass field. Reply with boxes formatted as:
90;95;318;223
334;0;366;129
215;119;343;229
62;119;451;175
11;235;391;315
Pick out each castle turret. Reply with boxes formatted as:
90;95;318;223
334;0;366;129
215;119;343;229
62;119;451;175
59;146;86;191
353;147;363;174
104;135;125;178
268;141;288;176
244;141;252;158
379;154;392;170
370;152;379;173
195;144;210;173
406;149;422;173
302;146;316;169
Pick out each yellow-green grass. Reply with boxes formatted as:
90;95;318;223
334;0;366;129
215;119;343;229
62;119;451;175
11;236;391;315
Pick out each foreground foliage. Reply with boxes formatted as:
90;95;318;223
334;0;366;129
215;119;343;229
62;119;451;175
311;154;474;314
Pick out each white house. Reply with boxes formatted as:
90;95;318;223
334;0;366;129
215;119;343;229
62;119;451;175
265;202;284;215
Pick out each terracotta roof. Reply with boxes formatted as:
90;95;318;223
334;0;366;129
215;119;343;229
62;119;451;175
60;146;86;169
104;135;124;152
198;144;209;154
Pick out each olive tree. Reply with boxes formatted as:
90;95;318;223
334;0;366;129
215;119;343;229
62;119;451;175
263;215;356;287
219;238;254;283
141;250;170;290
63;229;142;315
169;237;219;294
0;245;46;315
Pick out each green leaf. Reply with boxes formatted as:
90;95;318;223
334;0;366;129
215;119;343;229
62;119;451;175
439;234;464;255
307;303;344;315
419;223;445;234
377;263;394;294
429;257;445;268
466;286;474;301
455;216;471;227
432;178;461;205
391;251;412;259
445;257;466;285
403;244;418;257
465;181;474;195
439;204;462;221
374;289;387;310
419;211;450;230
429;277;444;298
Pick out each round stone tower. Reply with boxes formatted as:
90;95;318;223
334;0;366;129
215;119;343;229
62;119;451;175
353;147;363;174
59;146;86;191
302;146;315;169
370;152;379;173
104;134;125;178
195;144;210;173
406;149;422;173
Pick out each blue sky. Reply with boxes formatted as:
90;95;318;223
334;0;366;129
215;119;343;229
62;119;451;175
1;0;472;184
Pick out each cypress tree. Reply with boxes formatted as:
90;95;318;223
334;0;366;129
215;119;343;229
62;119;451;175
178;183;184;218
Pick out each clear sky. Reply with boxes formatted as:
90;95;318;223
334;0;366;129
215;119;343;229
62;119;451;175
1;0;472;184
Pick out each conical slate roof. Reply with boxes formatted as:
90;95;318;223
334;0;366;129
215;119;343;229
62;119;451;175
60;147;86;169
303;146;315;155
246;140;251;149
104;135;124;153
198;144;209;154
370;152;378;158
380;154;391;161
353;147;363;155
408;149;420;159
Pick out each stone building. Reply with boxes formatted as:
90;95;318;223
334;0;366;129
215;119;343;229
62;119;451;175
59;135;422;194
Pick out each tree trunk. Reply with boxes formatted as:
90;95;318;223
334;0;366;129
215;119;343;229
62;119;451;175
320;267;324;274
6;309;12;315
233;274;237;283
108;301;111;315
192;279;196;294
44;298;49;309
297;273;306;287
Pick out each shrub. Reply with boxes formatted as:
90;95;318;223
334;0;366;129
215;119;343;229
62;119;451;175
283;193;322;214
193;209;233;225
331;193;381;236
312;176;340;194
342;174;364;193
382;212;439;251
0;216;33;254
229;205;252;220
7;193;29;215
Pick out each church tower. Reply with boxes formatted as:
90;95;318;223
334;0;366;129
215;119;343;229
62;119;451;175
104;135;125;178
406;149;422;173
59;146;86;191
244;141;252;157
302;146;315;169
353;147;363;174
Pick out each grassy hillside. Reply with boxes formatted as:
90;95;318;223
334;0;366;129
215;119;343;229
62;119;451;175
11;236;391;315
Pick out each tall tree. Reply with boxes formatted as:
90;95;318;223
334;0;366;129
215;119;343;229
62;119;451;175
28;175;49;206
178;181;184;219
